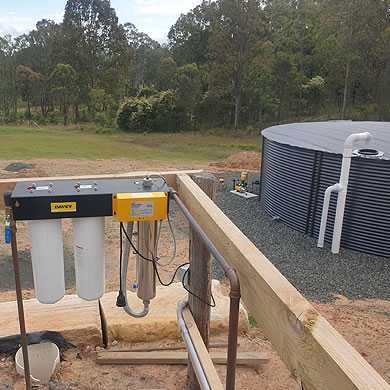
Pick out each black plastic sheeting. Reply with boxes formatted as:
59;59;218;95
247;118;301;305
260;138;390;257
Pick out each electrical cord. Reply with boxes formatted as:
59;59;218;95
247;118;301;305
182;267;216;308
119;222;123;288
155;261;189;287
120;222;182;285
154;216;177;267
120;222;155;263
119;222;216;307
148;174;168;188
117;222;150;317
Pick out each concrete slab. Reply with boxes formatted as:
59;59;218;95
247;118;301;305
100;281;248;344
0;295;101;346
230;190;258;199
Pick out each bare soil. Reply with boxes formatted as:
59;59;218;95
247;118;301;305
210;152;261;171
0;158;389;389
1;299;389;389
0;158;207;180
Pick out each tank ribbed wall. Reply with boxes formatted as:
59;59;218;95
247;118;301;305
261;138;390;257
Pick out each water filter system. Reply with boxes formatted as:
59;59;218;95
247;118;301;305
9;176;171;310
5;175;242;390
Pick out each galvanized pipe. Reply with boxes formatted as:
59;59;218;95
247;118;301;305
177;300;211;390
172;192;240;390
4;192;32;390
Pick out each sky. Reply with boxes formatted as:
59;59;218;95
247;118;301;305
0;0;202;42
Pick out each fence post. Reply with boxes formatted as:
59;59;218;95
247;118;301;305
187;172;217;390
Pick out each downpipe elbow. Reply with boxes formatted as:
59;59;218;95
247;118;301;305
344;132;372;157
325;183;343;196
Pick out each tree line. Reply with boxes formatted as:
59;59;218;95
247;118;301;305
1;0;390;131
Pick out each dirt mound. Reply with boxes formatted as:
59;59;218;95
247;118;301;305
210;151;261;171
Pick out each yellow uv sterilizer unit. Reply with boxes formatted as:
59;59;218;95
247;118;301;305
112;192;168;222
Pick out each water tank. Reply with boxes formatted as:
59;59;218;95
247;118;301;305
261;121;390;257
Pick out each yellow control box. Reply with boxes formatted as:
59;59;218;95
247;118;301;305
112;192;168;222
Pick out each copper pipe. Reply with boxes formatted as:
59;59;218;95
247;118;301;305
226;275;240;390
4;192;32;390
172;192;240;390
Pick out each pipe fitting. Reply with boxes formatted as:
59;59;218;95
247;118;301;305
325;183;342;195
227;269;241;300
344;132;372;157
123;300;150;318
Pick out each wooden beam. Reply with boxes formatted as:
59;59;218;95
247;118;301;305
0;295;101;346
96;351;269;368
188;172;216;390
103;342;231;353
176;173;390;390
0;169;203;208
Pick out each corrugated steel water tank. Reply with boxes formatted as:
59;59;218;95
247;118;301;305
260;121;390;257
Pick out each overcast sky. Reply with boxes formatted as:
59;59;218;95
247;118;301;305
0;0;202;42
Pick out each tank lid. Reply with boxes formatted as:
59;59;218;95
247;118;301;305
353;148;384;159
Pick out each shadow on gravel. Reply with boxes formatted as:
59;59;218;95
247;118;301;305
216;173;390;303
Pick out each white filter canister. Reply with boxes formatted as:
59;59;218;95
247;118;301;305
28;220;65;304
73;217;105;301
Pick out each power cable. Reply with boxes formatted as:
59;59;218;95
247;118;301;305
119;222;216;307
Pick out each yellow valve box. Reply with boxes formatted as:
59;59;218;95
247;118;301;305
112;192;168;222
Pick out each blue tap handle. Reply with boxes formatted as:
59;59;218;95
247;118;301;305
5;225;11;244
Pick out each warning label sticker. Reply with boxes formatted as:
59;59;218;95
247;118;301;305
131;202;154;217
51;202;77;213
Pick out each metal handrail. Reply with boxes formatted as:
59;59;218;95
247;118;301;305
177;301;212;390
172;192;240;390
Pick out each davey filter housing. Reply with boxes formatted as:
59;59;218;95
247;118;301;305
28;219;65;304
73;217;105;301
11;177;170;305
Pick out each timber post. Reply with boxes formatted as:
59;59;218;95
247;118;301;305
187;172;217;390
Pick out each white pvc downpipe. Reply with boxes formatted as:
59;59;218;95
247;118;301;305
317;132;372;254
317;183;342;248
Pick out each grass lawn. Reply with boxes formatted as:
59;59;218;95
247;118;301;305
0;126;260;162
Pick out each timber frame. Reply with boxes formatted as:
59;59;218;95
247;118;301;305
1;170;389;390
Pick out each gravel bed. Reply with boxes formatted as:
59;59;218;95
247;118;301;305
214;172;390;303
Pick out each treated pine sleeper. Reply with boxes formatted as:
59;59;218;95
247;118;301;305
96;351;269;368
